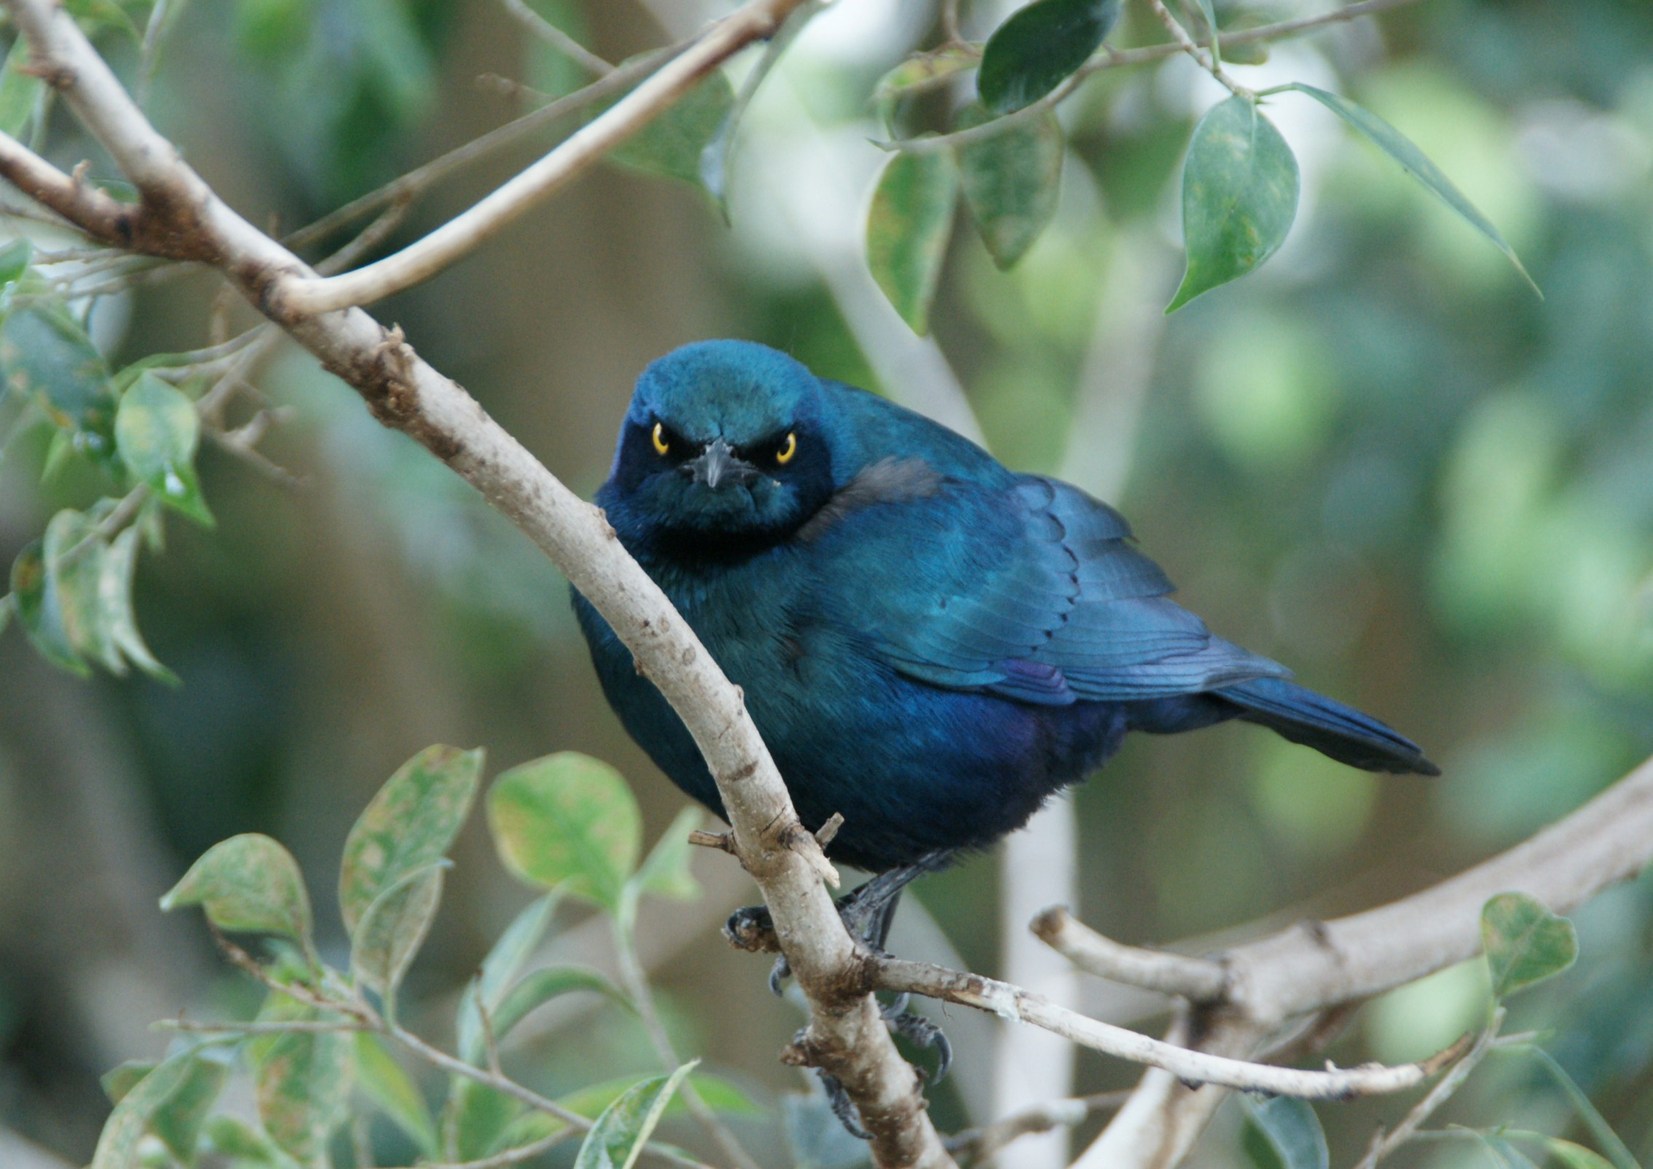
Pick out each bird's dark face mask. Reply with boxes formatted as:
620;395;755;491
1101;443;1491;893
607;416;835;554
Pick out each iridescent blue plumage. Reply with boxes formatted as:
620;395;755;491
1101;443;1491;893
574;340;1436;874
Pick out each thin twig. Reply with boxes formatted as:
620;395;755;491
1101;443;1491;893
274;0;808;314
887;0;1423;154
499;0;613;77
282;52;661;254
875;956;1464;1099
612;899;764;1169
1031;907;1227;1001
1352;1008;1504;1169
947;1091;1131;1167
1144;0;1253;99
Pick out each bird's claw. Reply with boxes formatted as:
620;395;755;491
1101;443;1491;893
768;954;792;996
723;903;777;953
881;996;952;1083
817;1071;872;1141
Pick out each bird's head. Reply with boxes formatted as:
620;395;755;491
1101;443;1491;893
601;341;839;553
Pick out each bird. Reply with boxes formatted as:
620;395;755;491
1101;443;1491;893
572;339;1436;1110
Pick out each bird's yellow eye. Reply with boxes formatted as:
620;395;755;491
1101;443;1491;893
775;431;797;466
651;422;670;457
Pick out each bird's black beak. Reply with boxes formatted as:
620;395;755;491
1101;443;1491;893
684;436;758;490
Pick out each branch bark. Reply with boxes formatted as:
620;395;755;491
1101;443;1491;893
1074;752;1653;1167
0;3;953;1165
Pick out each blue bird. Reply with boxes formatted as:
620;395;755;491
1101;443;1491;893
575;339;1436;1117
577;338;1434;874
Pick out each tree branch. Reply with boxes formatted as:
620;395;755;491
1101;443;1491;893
1;2;954;1164
873;957;1461;1098
1077;752;1653;1167
271;0;801;314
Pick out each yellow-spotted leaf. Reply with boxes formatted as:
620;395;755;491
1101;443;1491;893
114;373;212;526
1168;96;1300;311
488;751;640;908
1482;892;1577;1000
957;105;1064;269
339;743;482;934
161;833;314;948
866;148;959;335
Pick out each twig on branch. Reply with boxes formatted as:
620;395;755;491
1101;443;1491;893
1352;1009;1505;1169
873;957;1463;1099
0;1;955;1163
1030;908;1227;1001
271;1;801;314
946;1091;1131;1167
887;0;1421;155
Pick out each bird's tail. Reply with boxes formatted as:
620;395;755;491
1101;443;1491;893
1218;676;1439;776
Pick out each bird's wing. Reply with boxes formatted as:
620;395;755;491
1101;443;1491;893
815;471;1287;705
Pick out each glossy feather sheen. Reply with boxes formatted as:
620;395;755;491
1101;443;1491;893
575;340;1436;873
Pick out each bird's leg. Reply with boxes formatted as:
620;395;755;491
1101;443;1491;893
727;851;955;1138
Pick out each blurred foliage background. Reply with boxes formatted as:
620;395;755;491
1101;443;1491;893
1;0;1651;1164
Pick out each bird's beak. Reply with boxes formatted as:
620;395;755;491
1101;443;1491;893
685;436;758;490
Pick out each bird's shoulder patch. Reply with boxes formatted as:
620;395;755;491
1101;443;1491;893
797;457;944;543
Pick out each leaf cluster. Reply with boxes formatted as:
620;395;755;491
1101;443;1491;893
98;744;743;1169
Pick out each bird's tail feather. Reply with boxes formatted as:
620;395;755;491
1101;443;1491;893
1218;676;1439;776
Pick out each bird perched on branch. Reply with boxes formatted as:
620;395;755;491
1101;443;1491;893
573;339;1436;1109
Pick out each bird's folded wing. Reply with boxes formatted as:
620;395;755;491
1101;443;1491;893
826;473;1286;705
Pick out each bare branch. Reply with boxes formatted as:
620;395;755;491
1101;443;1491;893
273;1;807;314
1031;908;1227;1000
873;956;1461;1098
0;131;136;243
1080;752;1653;1167
1353;1009;1505;1169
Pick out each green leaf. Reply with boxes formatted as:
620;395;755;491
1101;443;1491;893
1284;83;1539;296
0;236;32;290
978;0;1121;115
1481;892;1578;999
101;1061;159;1106
114;373;213;526
490;965;632;1046
251;1027;353;1163
148;1052;229;1162
103;527;176;682
573;1062;697;1169
44;509;121;673
339;743;483;934
607;64;734;192
875;45;982;105
634;805;704;903
12;536;88;676
456;892;561;1064
561;1073;757;1121
1239;1095;1328;1169
956;104;1064;269
487;751;641;908
1543;1139;1617;1169
1478;1134;1542;1169
1168;96;1300;312
0;40;45;139
866;148;959;335
198;1115;286;1165
442;1078;523;1162
351;862;447;1000
161;833;314;948
1191;0;1221;69
354;1032;438;1156
90;1051;198;1169
0;302;116;455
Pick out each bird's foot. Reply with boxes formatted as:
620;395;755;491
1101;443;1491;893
817;1070;872;1141
880;993;951;1083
